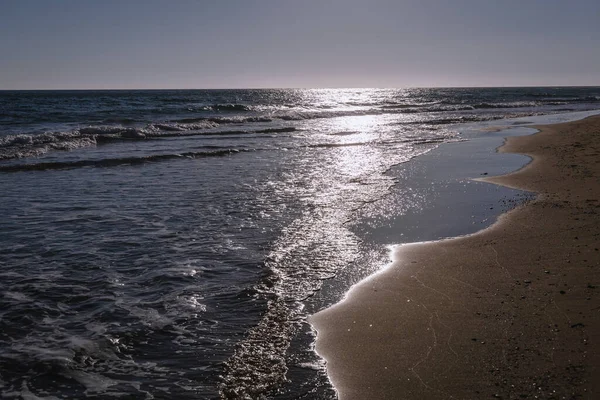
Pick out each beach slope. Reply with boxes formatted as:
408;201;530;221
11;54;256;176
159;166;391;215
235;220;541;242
311;116;600;399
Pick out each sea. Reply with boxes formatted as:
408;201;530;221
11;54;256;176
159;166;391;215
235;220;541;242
1;87;599;399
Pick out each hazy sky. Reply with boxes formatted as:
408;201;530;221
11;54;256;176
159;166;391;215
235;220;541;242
1;0;599;89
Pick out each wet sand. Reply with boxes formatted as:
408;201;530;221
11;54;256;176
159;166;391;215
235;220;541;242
311;116;600;399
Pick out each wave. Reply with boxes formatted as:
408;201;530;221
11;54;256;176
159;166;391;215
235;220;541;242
210;116;274;124
147;126;297;137
0;122;299;160
472;101;542;109
0;126;167;160
380;101;443;110
472;97;599;109
391;116;485;126
0;149;248;172
171;116;273;124
306;135;450;150
171;109;395;124
574;95;600;102
306;142;370;149
0;132;99;160
412;138;450;145
203;104;254;112
530;93;600;101
381;104;423;110
276;109;386;121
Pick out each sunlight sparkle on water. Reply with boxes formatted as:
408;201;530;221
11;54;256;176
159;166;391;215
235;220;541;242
331;114;380;141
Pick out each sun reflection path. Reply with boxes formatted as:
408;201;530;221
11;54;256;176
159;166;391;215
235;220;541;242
329;114;380;139
220;91;454;399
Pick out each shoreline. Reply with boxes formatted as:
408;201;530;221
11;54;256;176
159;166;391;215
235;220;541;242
310;115;600;399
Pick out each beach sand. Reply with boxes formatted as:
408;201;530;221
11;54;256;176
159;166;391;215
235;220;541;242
311;116;600;399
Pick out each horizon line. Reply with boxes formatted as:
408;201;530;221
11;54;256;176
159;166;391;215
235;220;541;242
2;84;600;91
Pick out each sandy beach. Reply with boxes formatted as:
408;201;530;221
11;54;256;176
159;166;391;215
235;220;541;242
311;116;600;399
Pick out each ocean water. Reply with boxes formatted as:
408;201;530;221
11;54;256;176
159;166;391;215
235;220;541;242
0;88;599;399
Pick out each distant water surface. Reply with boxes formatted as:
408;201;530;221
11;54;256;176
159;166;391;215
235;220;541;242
1;88;599;399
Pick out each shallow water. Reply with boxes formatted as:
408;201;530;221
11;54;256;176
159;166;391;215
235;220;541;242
1;88;599;398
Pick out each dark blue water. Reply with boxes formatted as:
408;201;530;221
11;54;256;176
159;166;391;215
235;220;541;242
1;88;599;399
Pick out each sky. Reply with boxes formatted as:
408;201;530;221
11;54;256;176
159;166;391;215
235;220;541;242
1;0;599;89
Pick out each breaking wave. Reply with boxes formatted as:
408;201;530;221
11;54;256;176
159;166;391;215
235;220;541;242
0;124;298;161
209;104;254;112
